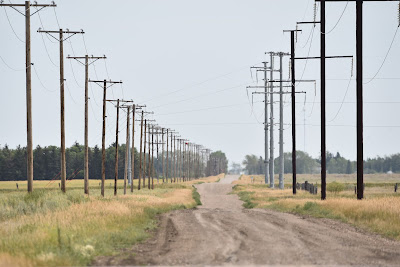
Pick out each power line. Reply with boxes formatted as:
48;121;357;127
2;6;24;43
364;26;399;84
0;55;27;71
32;64;57;92
139;64;256;104
156;101;264;116
150;81;255;110
328;76;353;122
323;1;349;34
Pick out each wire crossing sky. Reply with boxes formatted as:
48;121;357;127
0;0;399;165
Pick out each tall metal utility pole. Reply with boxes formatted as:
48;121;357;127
89;79;122;196
118;102;134;195
173;135;177;182
249;62;270;184
161;128;165;182
178;139;182;181
278;53;285;189
67;55;106;195
269;54;275;188
150;124;154;189
38;29;84;193
0;1;57;193
166;129;169;183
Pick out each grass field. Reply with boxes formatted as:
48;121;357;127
0;174;224;266
233;174;400;240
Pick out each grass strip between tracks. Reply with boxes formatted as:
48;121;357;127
0;174;223;266
232;175;400;241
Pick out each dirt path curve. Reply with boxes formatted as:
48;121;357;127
94;175;400;266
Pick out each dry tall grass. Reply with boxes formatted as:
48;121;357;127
233;174;400;240
0;175;222;266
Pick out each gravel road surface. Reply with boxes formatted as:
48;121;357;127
94;175;400;266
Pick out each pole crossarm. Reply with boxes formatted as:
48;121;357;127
0;2;57;17
283;29;302;33
252;91;306;95
37;29;85;42
67;55;106;66
295;56;353;60
89;80;122;89
269;80;316;83
266;52;291;56
297;21;321;24
315;0;397;1
106;100;133;103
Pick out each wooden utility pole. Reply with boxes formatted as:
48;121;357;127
151;125;154;189
162;128;165;183
138;111;144;190
188;143;191;180
147;124;151;189
114;99;120;196
67;55;106;195
89;80;122;196
38;28;85;193
282;29;301;194
0;1;57;193
315;0;398;198
130;105;137;193
166;129;169;183
173;134;176;182
116;101;133;195
143;119;147;188
124;106;130;195
177;139;182;182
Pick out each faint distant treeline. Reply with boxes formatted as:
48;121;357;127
242;151;400;175
0;142;227;181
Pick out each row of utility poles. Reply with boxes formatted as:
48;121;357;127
250;0;397;200
134;116;213;191
1;1;216;195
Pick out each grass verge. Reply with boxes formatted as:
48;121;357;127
0;175;224;266
232;176;400;241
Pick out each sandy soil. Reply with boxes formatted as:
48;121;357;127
93;175;400;266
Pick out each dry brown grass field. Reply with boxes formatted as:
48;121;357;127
233;174;400;241
0;174;224;267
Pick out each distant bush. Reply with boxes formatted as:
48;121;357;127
327;182;345;194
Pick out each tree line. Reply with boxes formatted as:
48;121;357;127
242;151;400;175
0;143;227;181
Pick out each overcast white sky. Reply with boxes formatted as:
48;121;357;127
1;0;399;165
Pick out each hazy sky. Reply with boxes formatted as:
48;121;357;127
1;0;399;166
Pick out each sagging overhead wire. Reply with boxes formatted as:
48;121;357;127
139;64;256;104
2;6;24;43
364;26;399;85
36;6;56;44
151;81;255;110
32;64;57;92
0;55;27;71
323;1;349;35
307;81;317;117
38;28;59;67
328;60;354;122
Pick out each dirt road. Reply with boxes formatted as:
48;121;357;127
94;175;400;266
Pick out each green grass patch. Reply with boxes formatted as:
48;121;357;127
192;186;202;206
